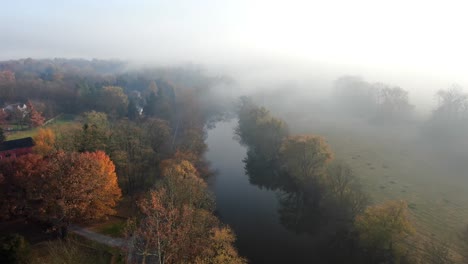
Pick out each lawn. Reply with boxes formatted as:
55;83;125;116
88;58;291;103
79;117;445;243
89;217;127;238
5;114;78;140
29;234;125;264
286;111;468;262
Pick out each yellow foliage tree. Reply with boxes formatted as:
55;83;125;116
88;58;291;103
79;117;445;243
279;135;333;183
159;158;213;210
33;128;56;155
195;227;247;264
355;200;414;258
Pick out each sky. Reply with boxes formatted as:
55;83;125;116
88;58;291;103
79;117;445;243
1;0;467;85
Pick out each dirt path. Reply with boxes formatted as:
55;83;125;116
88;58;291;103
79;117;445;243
69;225;126;248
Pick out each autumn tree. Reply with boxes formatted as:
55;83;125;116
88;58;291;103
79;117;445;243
26;100;45;127
127;188;244;264
12;151;121;237
108;120;155;193
126;156;244;263
194;227;247;264
143;79;176;121
33;128;56;155
159;158;214;210
75;111;110;152
0;109;8;125
279;135;333;184
143;118;171;157
236;97;289;161
96;86;129;118
354;200;414;262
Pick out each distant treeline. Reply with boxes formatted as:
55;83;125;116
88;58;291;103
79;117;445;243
334;76;468;138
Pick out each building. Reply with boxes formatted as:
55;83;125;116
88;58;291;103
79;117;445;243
0;137;35;159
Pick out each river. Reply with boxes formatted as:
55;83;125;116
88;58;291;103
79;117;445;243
206;120;320;264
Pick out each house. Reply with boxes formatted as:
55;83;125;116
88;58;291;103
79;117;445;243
0;137;35;159
3;103;28;117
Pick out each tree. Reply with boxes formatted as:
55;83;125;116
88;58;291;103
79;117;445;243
96;86;129;118
374;85;413;122
0;109;8;125
333;76;377;117
143;80;176;121
195;227;247;264
324;161;367;218
13;151;121;237
159;158;214;210
425;86;468;139
236;98;289;161
108;120;155;193
127;189;213;264
127;188;243;264
12;107;27;130
75;111;110;152
433;85;468;122
33;128;56;155
0;128;5;144
279;135;333;184
143;118;171;157
354;200;414;262
26;100;45;127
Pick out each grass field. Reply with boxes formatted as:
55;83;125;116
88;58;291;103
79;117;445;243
284;110;468;262
29;234;124;264
89;217;127;238
5;114;78;140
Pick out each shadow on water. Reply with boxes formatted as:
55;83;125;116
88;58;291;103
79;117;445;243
206;120;374;264
243;149;365;263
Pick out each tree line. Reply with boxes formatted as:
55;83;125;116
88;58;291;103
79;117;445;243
235;97;460;263
0;59;244;264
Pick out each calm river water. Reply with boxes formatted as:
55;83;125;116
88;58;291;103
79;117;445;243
206;120;319;264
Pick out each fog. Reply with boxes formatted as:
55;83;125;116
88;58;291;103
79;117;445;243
2;1;468;81
3;1;468;106
2;0;468;262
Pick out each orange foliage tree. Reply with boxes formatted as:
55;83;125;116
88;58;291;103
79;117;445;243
127;188;245;264
126;158;245;264
26;100;45;127
10;151;121;237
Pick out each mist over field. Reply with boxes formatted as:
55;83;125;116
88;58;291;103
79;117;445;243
1;0;468;263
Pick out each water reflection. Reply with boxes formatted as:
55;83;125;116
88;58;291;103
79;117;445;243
243;150;368;263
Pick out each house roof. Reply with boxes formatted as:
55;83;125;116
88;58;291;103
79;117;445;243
0;137;35;151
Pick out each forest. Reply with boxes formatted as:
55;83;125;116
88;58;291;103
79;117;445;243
0;59;243;264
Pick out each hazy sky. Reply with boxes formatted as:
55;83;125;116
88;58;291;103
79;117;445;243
1;0;467;84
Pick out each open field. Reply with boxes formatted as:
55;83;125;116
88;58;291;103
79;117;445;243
283;110;468;262
5;114;78;140
29;234;124;264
